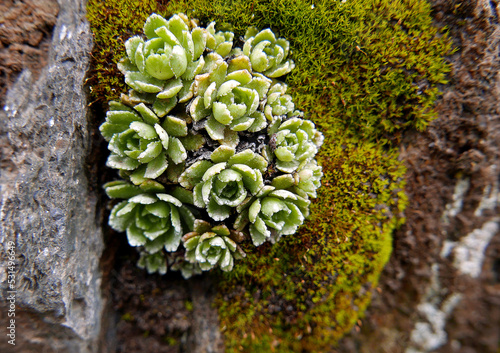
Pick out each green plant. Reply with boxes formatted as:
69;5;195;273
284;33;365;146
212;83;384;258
183;220;245;272
243;27;295;78
102;12;324;276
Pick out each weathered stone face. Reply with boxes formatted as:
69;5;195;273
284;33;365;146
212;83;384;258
337;1;500;352
0;0;104;352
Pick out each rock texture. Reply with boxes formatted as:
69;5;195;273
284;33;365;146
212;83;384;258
337;0;500;352
0;0;104;352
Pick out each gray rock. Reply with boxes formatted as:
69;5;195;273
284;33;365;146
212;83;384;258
0;0;104;352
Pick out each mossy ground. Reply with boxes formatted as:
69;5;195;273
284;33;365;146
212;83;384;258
87;0;451;351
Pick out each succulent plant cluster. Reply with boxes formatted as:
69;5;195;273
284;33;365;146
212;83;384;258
101;13;323;277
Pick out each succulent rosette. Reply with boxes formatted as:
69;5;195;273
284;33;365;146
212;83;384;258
205;22;234;57
236;186;310;246
100;101;188;183
189;53;272;136
243;27;295;78
293;160;323;198
263;82;296;120
137;251;167;275
179;148;267;221
270;117;324;173
108;191;194;253
101;13;324;277
183;220;245;272
118;13;207;111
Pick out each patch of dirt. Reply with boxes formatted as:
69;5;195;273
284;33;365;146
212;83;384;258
0;0;59;105
100;239;224;353
336;0;500;352
107;244;192;353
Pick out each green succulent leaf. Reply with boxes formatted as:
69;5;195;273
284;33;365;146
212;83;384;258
153;97;177;117
192;27;207;60
243;28;295;77
205;116;226;140
104;180;142;199
144;13;169;38
137;251;167;275
106;154;140;170
182;56;205;80
227;55;252;73
249;217;270;246
211;145;236;163
162;115;188;137
155;26;181;46
183;222;242;272
157;78;183;99
144;151;168;179
227;150;268;172
271;174;295;190
125;72;164;93
133;103;160;125
167;137;187;164
125;36;144;66
170;187;194;205
178;132;205;151
179;160;213;189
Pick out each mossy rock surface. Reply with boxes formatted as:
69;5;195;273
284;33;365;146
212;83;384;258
87;0;451;351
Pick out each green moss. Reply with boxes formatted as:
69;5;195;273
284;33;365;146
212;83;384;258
163;336;178;346
216;139;407;352
179;0;452;144
184;300;194;312
88;0;452;142
121;312;134;322
87;0;450;351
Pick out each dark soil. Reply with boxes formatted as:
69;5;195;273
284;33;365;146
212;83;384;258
111;258;192;353
98;237;224;353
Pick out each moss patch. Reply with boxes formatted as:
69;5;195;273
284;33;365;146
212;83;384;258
86;0;162;104
216;140;407;352
88;0;452;143
87;0;451;351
